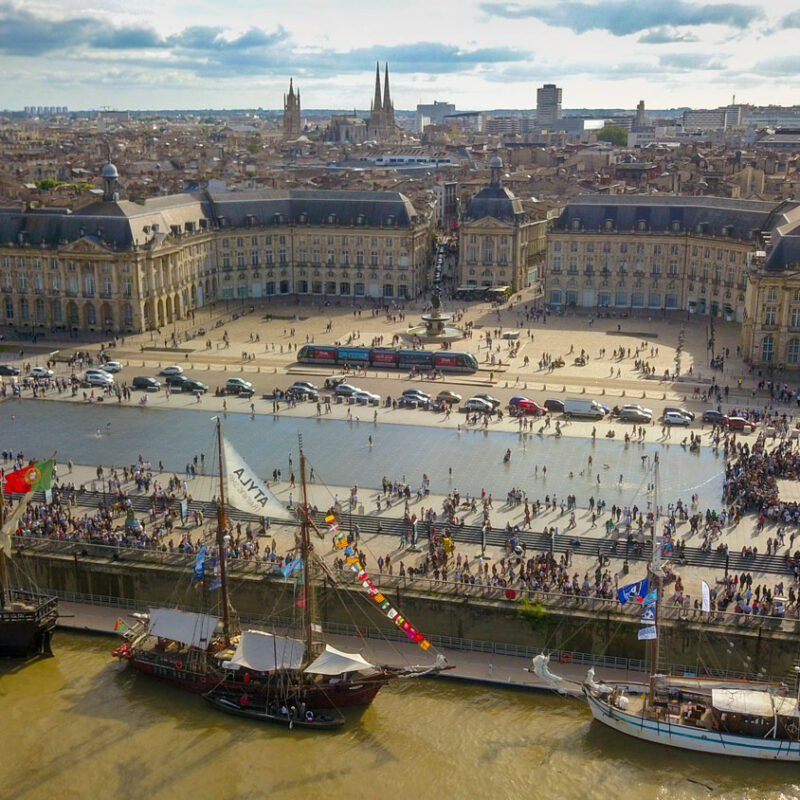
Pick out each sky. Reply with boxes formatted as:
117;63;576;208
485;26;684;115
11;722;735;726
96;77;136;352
3;0;800;112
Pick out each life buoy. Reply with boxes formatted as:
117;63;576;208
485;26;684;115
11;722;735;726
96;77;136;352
505;589;517;600
175;659;184;671
559;653;572;664
787;723;798;738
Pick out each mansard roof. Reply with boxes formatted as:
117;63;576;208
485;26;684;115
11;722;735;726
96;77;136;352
463;186;523;223
0;189;421;252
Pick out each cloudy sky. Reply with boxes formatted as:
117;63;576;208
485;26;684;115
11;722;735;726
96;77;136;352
3;0;800;112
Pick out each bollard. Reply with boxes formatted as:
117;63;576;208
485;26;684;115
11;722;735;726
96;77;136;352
241;366;245;372
524;383;527;390
621;390;626;396
662;393;666;399
223;366;227;372
562;385;566;392
504;382;508;388
601;388;605;394
642;391;646;398
581;387;585;393
258;367;261;373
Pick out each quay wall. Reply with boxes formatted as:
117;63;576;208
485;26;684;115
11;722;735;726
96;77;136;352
12;550;799;678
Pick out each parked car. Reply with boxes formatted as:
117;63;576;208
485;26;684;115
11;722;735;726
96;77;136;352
435;390;462;405
334;382;360;397
101;361;123;373
563;398;605;419
289;381;319;395
510;397;546;415
29;367;53;378
226;377;255;396
462;397;495;413
473;393;501;409
159;365;184;376
131;376;161;391
702;409;727;424
620;407;652;423
324;376;346;389
726;416;756;432
353;389;380;404
181;379;209;393
621;403;653;417
84;370;114;386
401;388;432;403
543;398;565;413
165;374;190;388
0;364;20;376
663;411;692;426
663;406;695;421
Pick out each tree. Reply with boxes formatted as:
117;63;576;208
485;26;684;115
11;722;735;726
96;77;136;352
596;124;628;147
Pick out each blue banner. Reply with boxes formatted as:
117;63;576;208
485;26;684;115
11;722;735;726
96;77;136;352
638;625;658;640
281;557;303;580
618;577;649;605
640;604;656;624
642;588;658;606
192;544;206;586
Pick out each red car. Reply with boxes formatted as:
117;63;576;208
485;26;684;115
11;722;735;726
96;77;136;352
726;416;756;432
509;396;546;415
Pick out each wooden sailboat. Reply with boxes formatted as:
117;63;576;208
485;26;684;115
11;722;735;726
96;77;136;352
563;463;800;760
116;422;449;716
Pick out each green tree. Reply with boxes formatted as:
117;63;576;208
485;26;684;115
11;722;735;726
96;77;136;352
596;124;628;147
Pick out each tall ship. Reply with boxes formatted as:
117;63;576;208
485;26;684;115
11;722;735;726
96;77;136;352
115;419;448;719
544;462;800;761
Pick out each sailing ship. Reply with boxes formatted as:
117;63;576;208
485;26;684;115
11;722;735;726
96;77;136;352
115;420;448;719
0;469;58;659
545;462;800;761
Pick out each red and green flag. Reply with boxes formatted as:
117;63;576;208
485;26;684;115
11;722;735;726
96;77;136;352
3;459;54;494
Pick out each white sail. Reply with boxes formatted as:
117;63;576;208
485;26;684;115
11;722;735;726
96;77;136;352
224;630;306;672
222;437;290;520
304;644;376;675
147;608;219;649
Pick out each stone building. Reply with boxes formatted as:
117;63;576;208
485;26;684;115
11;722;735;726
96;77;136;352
368;62;395;142
547;194;800;368
0;161;433;333
456;157;547;294
283;78;301;139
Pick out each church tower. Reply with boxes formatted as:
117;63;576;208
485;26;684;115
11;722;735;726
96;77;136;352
283;77;301;139
368;62;395;141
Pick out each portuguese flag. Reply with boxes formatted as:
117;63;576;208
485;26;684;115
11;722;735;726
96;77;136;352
3;459;54;494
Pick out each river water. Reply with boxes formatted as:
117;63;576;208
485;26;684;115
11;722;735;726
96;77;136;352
1;632;798;800
0;401;725;510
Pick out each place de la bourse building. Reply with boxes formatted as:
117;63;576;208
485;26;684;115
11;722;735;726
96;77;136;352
0;164;432;334
547;195;800;369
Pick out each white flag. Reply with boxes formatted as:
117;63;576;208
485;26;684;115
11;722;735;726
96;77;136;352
701;580;711;613
638;625;658;641
223;437;290;520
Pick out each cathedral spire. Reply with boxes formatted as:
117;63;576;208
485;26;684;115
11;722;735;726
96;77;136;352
372;60;382;112
383;63;392;112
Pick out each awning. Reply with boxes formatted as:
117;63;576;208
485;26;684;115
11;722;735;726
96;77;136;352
147;608;219;649
304;644;375;675
712;688;799;718
227;630;305;672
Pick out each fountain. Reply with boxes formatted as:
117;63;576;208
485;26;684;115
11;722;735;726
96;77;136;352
404;244;464;343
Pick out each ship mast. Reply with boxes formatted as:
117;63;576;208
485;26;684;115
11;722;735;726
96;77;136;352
298;436;319;658
215;416;233;644
648;459;662;706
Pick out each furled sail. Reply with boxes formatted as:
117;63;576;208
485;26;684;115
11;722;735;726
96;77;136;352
222;437;290;520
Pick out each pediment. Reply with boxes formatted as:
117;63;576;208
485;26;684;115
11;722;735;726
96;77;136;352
60;236;112;255
463;217;513;230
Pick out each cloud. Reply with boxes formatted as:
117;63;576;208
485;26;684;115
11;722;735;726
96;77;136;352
93;26;164;50
638;26;699;44
751;55;800;75
780;11;800;28
480;0;763;35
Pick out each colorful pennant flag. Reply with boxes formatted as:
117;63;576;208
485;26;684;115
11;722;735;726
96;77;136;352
114;618;127;632
3;459;54;494
641;588;658;606
618;578;649;605
335;533;431;652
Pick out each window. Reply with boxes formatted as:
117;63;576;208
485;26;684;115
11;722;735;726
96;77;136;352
766;286;778;303
370;252;378;266
764;306;777;326
665;293;678;309
383;283;394;298
4;297;12;319
20;298;29;320
615;292;627;306
788;339;800;365
553;242;562;252
791;308;800;329
762;335;774;362
339;282;350;295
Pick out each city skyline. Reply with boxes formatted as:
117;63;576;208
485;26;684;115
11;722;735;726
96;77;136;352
2;0;800;112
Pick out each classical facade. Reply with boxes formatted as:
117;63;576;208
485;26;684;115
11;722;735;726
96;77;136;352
456;158;546;294
547;195;800;367
0;164;433;333
283;78;301;139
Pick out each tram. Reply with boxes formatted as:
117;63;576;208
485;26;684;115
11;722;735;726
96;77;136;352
296;345;479;373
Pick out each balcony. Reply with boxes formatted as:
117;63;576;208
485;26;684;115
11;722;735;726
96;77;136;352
99;291;113;299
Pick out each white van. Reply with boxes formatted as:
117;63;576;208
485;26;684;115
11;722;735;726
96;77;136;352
563;398;605;419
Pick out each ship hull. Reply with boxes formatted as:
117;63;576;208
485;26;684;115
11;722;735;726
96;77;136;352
0;592;57;659
126;652;390;708
585;687;800;761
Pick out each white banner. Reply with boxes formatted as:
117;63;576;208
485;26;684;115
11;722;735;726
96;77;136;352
223;437;290;520
701;580;711;613
638;625;658;641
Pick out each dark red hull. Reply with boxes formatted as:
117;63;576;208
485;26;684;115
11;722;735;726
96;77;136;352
124;653;391;709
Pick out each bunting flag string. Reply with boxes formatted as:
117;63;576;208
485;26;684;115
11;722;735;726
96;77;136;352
328;521;432;652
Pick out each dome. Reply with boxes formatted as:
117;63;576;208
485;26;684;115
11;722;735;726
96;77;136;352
489;156;503;169
101;162;119;179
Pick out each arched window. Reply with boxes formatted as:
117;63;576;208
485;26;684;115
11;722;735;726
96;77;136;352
761;334;774;363
787;338;800;365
